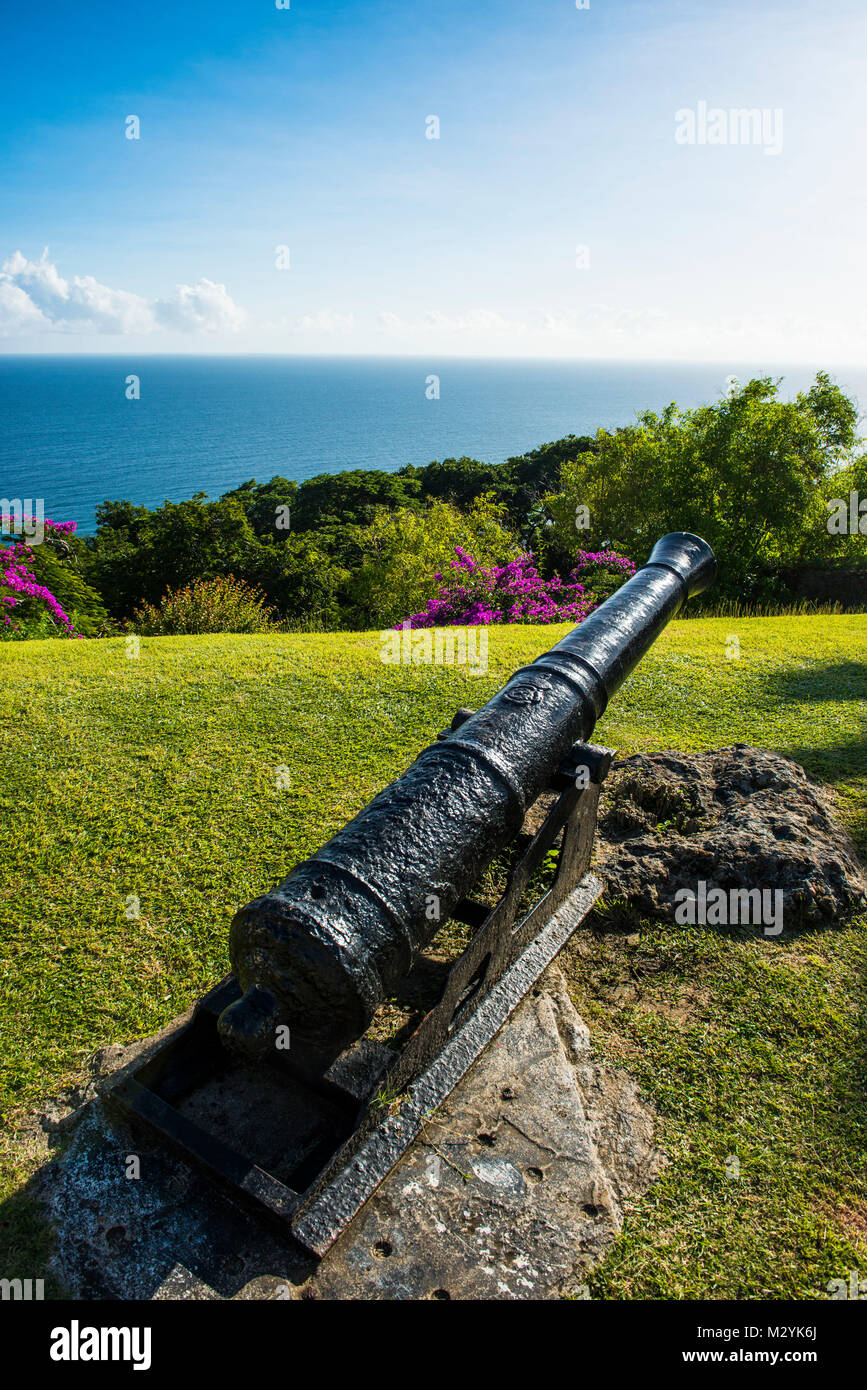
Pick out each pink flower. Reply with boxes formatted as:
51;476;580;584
395;545;633;628
1;524;82;638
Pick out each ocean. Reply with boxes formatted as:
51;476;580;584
1;356;864;535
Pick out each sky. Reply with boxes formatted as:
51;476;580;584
1;0;865;361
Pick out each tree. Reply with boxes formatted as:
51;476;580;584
86;494;262;618
222;476;298;538
288;470;420;531
344;496;520;628
245;532;351;629
544;374;859;600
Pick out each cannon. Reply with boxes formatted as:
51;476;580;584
218;531;716;1065
111;531;715;1254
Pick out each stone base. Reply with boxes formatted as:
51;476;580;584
34;967;664;1301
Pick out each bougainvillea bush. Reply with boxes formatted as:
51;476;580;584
0;518;85;639
569;548;638;605
396;547;636;628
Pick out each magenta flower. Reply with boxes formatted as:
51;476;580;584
1;528;83;638
396;546;634;629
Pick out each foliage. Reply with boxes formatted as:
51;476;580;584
545;374;861;602
244;531;351;630
220;475;298;537
345;496;520;628
83;494;263;620
400;435;597;549
0;516;106;639
24;537;108;636
71;372;867;629
85;491;355;629
570;548;638;604
396;546;634;627
804;452;867;568
228;469;421;536
129;574;279;635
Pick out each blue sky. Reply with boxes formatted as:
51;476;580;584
1;0;865;360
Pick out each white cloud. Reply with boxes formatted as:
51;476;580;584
0;250;245;337
295;309;356;334
0;277;50;332
3;249;70;318
154;278;246;333
67;275;156;333
544;303;681;337
539;303;865;361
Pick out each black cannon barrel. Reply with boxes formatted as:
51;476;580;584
218;532;716;1061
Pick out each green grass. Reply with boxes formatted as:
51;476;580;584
1;614;866;1297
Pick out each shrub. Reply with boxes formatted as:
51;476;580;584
25;538;108;636
129;575;279;635
570;549;637;603
395;546;635;627
0;519;87;639
346;496;520;628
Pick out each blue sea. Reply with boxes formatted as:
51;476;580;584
1;356;864;535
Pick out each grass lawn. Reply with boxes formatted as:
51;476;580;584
1;613;866;1298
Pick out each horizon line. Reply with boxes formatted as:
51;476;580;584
0;351;864;370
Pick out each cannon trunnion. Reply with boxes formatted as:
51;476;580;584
110;532;715;1255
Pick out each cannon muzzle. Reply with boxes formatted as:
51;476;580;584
218;532;715;1062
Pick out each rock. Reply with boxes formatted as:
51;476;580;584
594;745;866;930
152;1265;223;1300
307;966;664;1301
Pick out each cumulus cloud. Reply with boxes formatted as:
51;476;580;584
0;277;50;332
0;250;245;336
0;249;154;333
154;278;246;333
